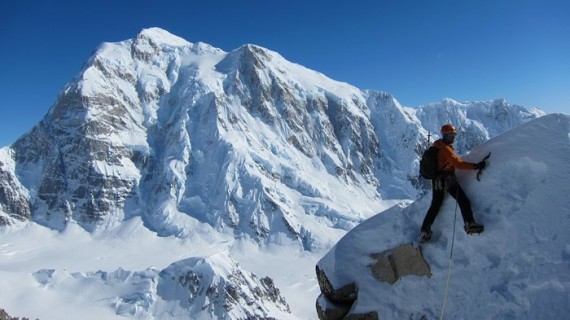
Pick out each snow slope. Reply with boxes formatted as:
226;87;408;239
317;113;570;319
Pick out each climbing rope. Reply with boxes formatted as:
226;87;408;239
439;186;460;320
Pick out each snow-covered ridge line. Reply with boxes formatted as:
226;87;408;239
30;252;291;319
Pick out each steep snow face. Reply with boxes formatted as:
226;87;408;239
0;148;30;224
365;91;427;198
4;28;226;232
0;28;542;247
317;113;570;319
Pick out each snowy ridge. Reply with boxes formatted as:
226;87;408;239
317;113;570;319
32;252;290;320
414;97;544;155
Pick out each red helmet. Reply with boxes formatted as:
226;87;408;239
440;124;457;135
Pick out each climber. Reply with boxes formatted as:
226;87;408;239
420;124;487;243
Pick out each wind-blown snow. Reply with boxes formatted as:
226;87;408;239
317;113;570;319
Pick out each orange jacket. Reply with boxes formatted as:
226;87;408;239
433;139;475;173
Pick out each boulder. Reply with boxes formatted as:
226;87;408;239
316;243;431;319
369;243;431;285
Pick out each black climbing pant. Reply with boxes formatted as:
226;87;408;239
421;174;475;232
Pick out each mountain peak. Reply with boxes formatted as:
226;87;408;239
232;43;277;65
441;97;459;105
136;27;191;47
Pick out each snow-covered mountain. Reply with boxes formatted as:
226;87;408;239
0;28;542;238
0;28;547;319
317;113;570;319
32;252;291;319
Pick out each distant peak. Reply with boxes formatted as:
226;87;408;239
493;98;508;105
136;27;191;47
241;43;266;51
441;98;459;105
216;43;278;73
238;43;274;58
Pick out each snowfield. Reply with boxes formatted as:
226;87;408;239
0;218;311;319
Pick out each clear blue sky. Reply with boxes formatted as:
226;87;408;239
1;0;569;147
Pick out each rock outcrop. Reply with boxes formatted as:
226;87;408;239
0;308;32;320
316;243;431;320
0;156;31;225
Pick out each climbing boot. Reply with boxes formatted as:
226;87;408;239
420;229;432;243
464;222;484;235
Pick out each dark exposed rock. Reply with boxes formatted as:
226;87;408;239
316;294;352;320
0;160;31;224
316;243;431;319
368;243;431;285
0;308;33;320
316;265;357;304
157;256;290;318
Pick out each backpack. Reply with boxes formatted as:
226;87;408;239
419;146;440;179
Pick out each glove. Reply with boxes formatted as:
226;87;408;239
473;161;486;170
